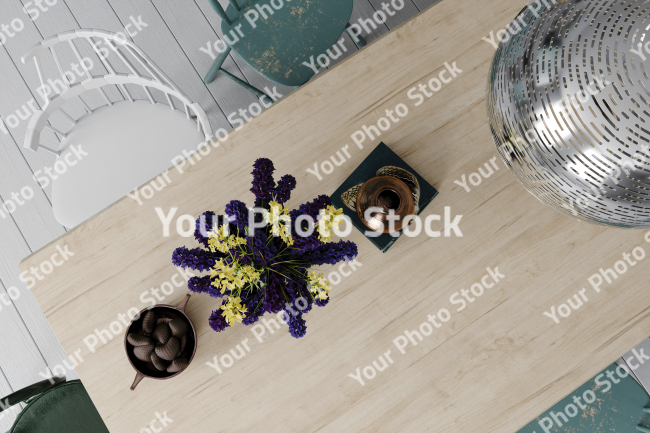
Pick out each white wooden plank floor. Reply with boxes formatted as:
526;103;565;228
0;0;437;429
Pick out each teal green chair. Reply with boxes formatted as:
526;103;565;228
0;376;108;433
204;0;365;98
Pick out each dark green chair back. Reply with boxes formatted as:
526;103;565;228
2;378;108;433
206;0;354;88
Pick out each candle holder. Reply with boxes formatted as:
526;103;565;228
332;142;438;252
355;175;415;233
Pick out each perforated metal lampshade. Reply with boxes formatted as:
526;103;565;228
487;0;650;228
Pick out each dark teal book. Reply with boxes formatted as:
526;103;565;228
516;362;649;432
330;142;438;252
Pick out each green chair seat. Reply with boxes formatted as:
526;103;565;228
11;380;108;433
221;0;354;86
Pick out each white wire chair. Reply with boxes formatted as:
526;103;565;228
23;29;212;154
22;29;213;228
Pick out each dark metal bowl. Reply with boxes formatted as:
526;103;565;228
124;294;197;390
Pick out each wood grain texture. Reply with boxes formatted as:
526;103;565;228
0;93;65;250
0;194;77;426
4;0;108;145
0;46;59;204
327;33;358;68
101;0;233;132
150;0;263;119
327;0;396;69
0;198;79;385
350;0;390;44
0;217;51;408
0;3;64;198
412;0;442;11
20;0;650;432
368;0;421;28
0;4;73;414
16;0;127;108
0;370;20;433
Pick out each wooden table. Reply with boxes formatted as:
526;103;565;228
19;0;650;431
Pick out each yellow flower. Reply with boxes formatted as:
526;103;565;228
265;200;294;245
238;264;261;285
208;225;246;253
318;205;344;243
307;271;331;301
210;259;236;293
220;296;247;326
210;260;261;294
279;223;294;246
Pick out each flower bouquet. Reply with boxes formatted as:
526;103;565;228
171;158;358;338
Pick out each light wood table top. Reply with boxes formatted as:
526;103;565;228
20;0;650;431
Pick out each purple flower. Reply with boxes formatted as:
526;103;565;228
262;273;286;314
300;240;358;266
296;195;332;219
194;211;217;247
289;211;321;251
284;275;305;301
188;276;224;299
289;199;328;251
274;174;296;204
285;276;313;313
314;297;329;307
209;307;228;332
248;231;277;267
284;312;307;338
194;212;235;248
251;158;276;206
206;286;225;299
225;200;249;233
173;158;359;339
242;290;264;325
172;247;219;272
188;276;211;294
293;235;322;252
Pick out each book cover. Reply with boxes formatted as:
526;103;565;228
330;142;438;252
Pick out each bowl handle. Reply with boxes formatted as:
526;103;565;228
130;372;145;391
176;294;191;312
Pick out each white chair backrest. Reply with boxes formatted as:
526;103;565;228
22;29;212;155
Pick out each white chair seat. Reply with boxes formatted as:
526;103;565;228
52;100;206;228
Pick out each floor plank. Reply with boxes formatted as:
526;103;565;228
0;218;51;401
411;0;442;11
44;0;163;105
0;26;59;199
328;32;360;68
368;0;421;28
150;0;264;118
19;0;146;106
0;4;75;422
0;51;66;248
0;209;77;379
100;0;233;132
64;0;233;131
19;0;129;105
0;370;20;433
4;1;104;143
349;0;390;44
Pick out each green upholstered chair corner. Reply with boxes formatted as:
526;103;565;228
1;377;108;433
204;0;365;99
